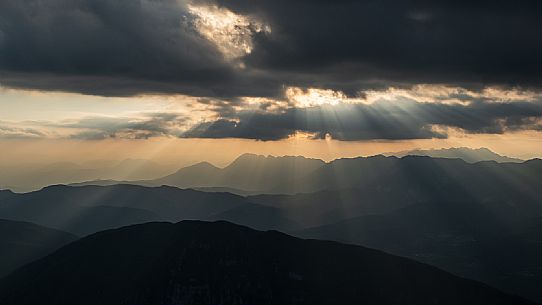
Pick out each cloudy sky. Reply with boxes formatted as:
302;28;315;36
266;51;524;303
1;0;542;165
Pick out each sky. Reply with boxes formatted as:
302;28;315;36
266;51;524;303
1;0;542;167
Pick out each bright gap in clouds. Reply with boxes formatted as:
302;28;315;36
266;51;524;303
281;85;540;108
187;4;270;61
1;85;541;155
285;87;363;107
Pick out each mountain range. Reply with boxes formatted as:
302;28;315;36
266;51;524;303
73;153;541;197
1;154;542;302
5;147;523;193
4;155;541;233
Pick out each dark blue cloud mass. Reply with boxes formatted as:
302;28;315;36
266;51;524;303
1;0;542;97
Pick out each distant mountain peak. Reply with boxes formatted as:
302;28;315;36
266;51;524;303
232;153;268;161
164;161;221;178
185;161;220;170
231;153;279;164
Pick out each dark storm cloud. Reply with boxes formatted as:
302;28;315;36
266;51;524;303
1;0;542;96
0;0;275;97
183;99;542;141
202;0;542;91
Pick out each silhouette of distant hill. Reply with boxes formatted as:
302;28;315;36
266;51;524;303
0;221;534;305
0;185;293;235
152;154;325;192
0;219;76;277
386;147;523;163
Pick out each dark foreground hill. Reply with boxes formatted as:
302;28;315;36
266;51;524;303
0;221;535;305
0;219;77;277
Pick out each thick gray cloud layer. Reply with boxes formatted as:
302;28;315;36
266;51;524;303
1;0;542;96
183;99;542;141
2;0;542;141
0;0;259;96
206;0;542;92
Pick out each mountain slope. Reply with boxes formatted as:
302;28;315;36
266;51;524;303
0;219;77;277
0;221;534;305
296;201;542;302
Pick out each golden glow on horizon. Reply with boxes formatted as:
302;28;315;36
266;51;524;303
1;130;541;168
1;85;542;164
